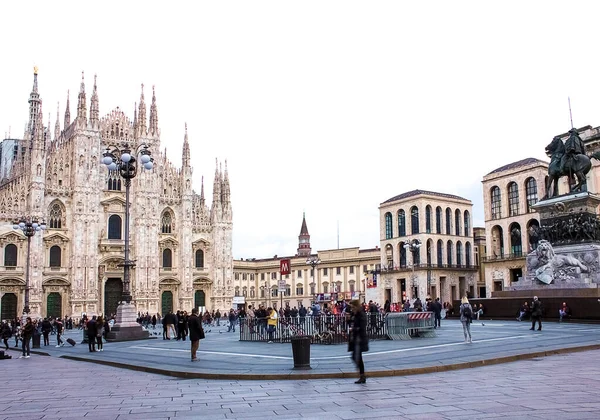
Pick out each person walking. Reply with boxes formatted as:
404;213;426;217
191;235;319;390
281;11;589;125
433;297;442;328
530;296;543;331
228;309;237;333
459;296;473;344
188;308;204;362
348;300;368;384
1;321;12;350
96;316;104;352
20;317;34;358
55;318;64;347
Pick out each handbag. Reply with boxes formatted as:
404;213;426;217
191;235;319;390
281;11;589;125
199;328;205;340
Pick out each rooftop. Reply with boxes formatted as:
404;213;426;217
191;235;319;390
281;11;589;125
486;157;548;176
382;189;469;205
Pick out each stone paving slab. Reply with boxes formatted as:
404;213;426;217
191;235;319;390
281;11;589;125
13;320;600;379
1;349;600;419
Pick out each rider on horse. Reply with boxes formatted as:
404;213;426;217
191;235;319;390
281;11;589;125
562;128;586;176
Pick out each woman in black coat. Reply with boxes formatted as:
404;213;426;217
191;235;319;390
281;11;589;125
348;300;369;384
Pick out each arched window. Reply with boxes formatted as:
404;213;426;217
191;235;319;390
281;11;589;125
107;170;121;191
399;242;407;267
398;210;406;237
491;186;501;219
447;241;453;266
4;244;17;267
455;209;461;236
108;215;122;239
491;225;504;257
385;244;393;268
465;242;472;267
425;206;432;234
49;202;63;229
410;206;419;234
435;207;442;234
161;211;173;234
413;246;421;265
195;249;204;268
510;222;522;256
242;286;248;297
235;286;240;297
426;239;433;266
456;241;463;267
385;212;393;239
437;240;443;267
49;245;61;267
464;210;470;237
508;182;519;217
527;219;541;251
162;248;172;268
525;177;538;212
445;208;452;235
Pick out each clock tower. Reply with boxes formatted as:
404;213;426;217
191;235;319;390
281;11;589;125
297;213;311;257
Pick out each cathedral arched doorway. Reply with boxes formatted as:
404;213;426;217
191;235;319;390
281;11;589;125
104;278;123;317
46;292;62;319
1;293;17;321
194;290;206;310
161;291;173;314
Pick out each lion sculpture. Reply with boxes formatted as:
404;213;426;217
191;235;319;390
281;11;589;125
534;240;588;284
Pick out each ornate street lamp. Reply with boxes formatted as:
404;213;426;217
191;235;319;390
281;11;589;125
404;239;422;297
102;144;154;340
306;256;320;301
13;218;46;323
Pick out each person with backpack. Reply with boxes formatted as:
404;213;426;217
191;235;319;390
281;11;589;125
459;296;473;344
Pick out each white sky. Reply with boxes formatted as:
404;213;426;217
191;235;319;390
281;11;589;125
1;1;600;259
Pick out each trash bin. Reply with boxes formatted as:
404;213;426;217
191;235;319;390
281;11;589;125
81;329;89;344
291;336;311;370
32;333;41;349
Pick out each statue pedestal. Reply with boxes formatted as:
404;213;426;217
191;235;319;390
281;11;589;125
106;302;150;342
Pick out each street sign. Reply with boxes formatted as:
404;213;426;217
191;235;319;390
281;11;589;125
278;279;287;293
280;258;291;275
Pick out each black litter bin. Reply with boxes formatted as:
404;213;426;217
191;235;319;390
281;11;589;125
32;333;41;349
291;336;311;370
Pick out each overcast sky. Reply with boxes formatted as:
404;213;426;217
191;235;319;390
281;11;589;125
1;1;600;259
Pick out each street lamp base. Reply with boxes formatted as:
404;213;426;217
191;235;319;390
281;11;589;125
106;302;150;342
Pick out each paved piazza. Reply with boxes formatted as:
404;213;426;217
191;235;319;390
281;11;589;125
2;320;600;419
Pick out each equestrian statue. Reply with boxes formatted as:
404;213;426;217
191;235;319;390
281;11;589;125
545;128;600;198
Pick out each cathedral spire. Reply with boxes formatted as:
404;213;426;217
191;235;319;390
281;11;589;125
182;123;190;168
211;158;222;222
200;175;205;204
297;212;311;257
133;102;138;133
148;85;159;137
54;102;60;141
76;71;87;127
89;74;99;128
64;90;71;128
222;159;230;203
137;84;147;137
33;101;45;150
27;66;41;136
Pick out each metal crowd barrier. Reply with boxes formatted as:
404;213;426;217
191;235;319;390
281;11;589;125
386;312;436;340
238;313;388;344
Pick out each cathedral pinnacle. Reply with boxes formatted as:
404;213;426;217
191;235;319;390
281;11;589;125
148;85;159;137
64;90;71;128
182;122;190;168
137;84;147;137
54;101;60;141
89;74;99;128
76;71;87;126
27;66;41;136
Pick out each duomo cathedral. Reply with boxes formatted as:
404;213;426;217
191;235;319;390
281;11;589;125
0;68;233;321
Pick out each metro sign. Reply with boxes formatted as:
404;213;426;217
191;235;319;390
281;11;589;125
280;258;291;275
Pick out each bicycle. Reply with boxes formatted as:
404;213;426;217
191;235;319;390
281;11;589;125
311;330;333;345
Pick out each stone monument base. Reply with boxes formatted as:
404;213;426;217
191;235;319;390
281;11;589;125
106;302;150;342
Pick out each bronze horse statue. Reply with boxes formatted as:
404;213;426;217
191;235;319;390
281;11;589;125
545;135;600;198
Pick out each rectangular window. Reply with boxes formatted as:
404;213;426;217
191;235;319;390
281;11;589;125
271;288;278;297
271;272;277;280
250;274;254;281
363;265;368;273
234;273;239;280
242;273;247;280
323;268;328;276
323;284;328;293
296;286;304;295
336;267;341;275
261;273;265;280
349;266;354;274
297;270;302;278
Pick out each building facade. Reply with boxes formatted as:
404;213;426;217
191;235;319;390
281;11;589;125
481;158;548;296
0;69;233;321
376;190;478;305
232;215;380;311
473;226;487;297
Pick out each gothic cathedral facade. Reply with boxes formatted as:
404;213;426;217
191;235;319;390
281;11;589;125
0;69;233;320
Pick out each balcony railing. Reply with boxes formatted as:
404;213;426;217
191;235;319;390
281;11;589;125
481;252;525;262
378;263;478;273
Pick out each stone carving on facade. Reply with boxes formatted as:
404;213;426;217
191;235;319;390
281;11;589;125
540;213;600;245
527;240;589;284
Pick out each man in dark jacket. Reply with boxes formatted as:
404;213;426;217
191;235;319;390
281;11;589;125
20;317;35;358
188;308;204;362
86;316;98;352
348;300;368;384
41;318;52;346
433;298;442;328
530;296;542;331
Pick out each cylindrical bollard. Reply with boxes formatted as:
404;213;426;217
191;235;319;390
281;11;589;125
32;333;41;349
291;336;311;370
81;329;89;344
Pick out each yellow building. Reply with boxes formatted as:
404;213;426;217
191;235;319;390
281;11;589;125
377;190;478;306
